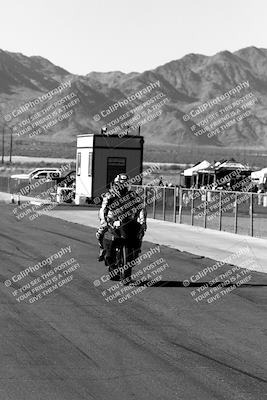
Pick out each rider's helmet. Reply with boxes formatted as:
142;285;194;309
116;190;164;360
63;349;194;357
113;173;130;196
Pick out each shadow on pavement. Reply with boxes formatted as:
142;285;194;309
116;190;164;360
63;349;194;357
134;280;267;288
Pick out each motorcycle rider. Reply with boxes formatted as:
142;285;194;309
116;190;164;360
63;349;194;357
96;173;147;265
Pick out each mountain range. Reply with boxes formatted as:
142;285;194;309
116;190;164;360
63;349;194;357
0;46;267;147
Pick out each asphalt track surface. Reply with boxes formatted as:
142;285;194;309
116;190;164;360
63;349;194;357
0;204;266;400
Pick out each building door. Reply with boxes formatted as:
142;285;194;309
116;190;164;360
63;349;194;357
106;157;126;188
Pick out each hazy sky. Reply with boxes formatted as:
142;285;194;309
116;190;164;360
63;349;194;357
0;0;266;74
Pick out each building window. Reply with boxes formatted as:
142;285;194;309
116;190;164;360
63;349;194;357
88;152;93;176
77;152;81;176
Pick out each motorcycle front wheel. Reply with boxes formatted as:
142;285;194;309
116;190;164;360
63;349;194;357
120;245;132;284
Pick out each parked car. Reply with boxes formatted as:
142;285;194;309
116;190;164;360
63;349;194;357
11;168;61;181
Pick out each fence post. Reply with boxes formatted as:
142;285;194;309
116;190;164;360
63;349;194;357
203;190;207;229
178;188;182;224
250;193;254;237
219;191;222;231
143;186;147;207
173;187;177;223
162;186;166;221
191;190;194;225
234;192;238;234
152;187;156;219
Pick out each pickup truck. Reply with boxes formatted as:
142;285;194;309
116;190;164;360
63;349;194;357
11;168;61;181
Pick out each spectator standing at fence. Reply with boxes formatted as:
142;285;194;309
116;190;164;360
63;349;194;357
158;176;164;186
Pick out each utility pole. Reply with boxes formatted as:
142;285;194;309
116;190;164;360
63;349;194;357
1;125;4;164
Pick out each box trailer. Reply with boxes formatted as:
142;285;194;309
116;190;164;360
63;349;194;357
75;134;144;204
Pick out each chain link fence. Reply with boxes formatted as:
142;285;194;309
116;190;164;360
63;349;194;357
0;176;56;201
1;177;267;238
132;185;267;239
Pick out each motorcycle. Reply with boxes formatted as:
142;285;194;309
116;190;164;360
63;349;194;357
104;218;143;284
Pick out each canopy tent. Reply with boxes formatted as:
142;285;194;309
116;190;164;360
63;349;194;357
196;159;252;189
215;160;251;172
183;160;211;177
251;168;267;184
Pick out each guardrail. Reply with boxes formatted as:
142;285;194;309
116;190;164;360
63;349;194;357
131;185;267;238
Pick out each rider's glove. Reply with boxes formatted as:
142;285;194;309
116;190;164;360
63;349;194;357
113;220;121;228
141;223;147;232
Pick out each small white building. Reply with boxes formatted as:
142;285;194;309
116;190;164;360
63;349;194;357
75;133;144;204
